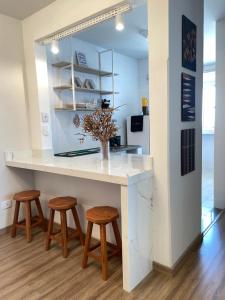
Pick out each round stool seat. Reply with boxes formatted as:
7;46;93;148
13;190;40;202
86;206;119;224
48;196;77;210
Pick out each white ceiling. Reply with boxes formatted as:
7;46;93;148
0;1;223;63
204;0;225;64
75;4;148;59
0;0;56;20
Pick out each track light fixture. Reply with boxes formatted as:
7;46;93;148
51;40;59;54
115;14;125;31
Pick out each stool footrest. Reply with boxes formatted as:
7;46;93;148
49;228;81;243
88;241;121;262
16;216;44;229
89;243;101;252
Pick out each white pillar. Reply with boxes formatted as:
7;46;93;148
214;19;225;209
149;0;203;267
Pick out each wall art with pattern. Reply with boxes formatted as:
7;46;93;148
181;73;195;122
181;128;195;176
182;15;197;72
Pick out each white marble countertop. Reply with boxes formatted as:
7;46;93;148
5;150;153;186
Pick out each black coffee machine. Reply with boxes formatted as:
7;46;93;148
109;136;121;147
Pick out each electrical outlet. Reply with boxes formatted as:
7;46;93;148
1;200;12;210
42;125;49;137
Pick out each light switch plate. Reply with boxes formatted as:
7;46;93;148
41;112;49;123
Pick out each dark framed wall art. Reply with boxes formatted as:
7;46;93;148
181;73;195;121
182;15;197;72
181;128;195;176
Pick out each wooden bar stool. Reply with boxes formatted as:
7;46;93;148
46;196;84;258
11;190;46;242
82;206;122;281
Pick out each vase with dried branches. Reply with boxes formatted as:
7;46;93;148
82;108;118;160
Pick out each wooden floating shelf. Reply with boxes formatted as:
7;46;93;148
52;61;118;77
53;85;118;95
53;85;72;91
54;107;97;112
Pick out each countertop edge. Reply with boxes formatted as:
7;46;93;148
6;160;152;186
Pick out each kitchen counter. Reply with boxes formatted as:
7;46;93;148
110;145;142;153
5;150;152;186
5;149;153;293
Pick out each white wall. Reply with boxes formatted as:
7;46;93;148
214;18;225;209
113;52;141;144
138;58;149;101
47;37;140;152
0;14;34;229
35;43;53;150
149;0;203;267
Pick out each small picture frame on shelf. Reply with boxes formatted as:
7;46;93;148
76;51;87;66
83;79;96;90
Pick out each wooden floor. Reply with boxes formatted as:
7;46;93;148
1;214;225;300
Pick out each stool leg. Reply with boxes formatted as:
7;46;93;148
100;224;108;280
46;209;55;251
24;202;32;242
11;201;20;238
35;198;46;231
82;221;93;268
112;220;122;253
29;202;32;219
71;207;84;245
60;210;68;258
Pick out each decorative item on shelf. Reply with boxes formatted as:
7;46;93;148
80;108;118;160
74;77;83;88
141;97;149;115
76;51;87;66
76;103;87;109
86;102;97;110
83;79;96;90
101;99;110;109
73;113;80;128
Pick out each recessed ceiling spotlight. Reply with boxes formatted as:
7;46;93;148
115;14;125;31
51;40;59;54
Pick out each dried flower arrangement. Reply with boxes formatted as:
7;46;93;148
82;108;117;143
75;107;120;159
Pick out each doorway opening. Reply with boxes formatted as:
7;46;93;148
201;69;217;232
